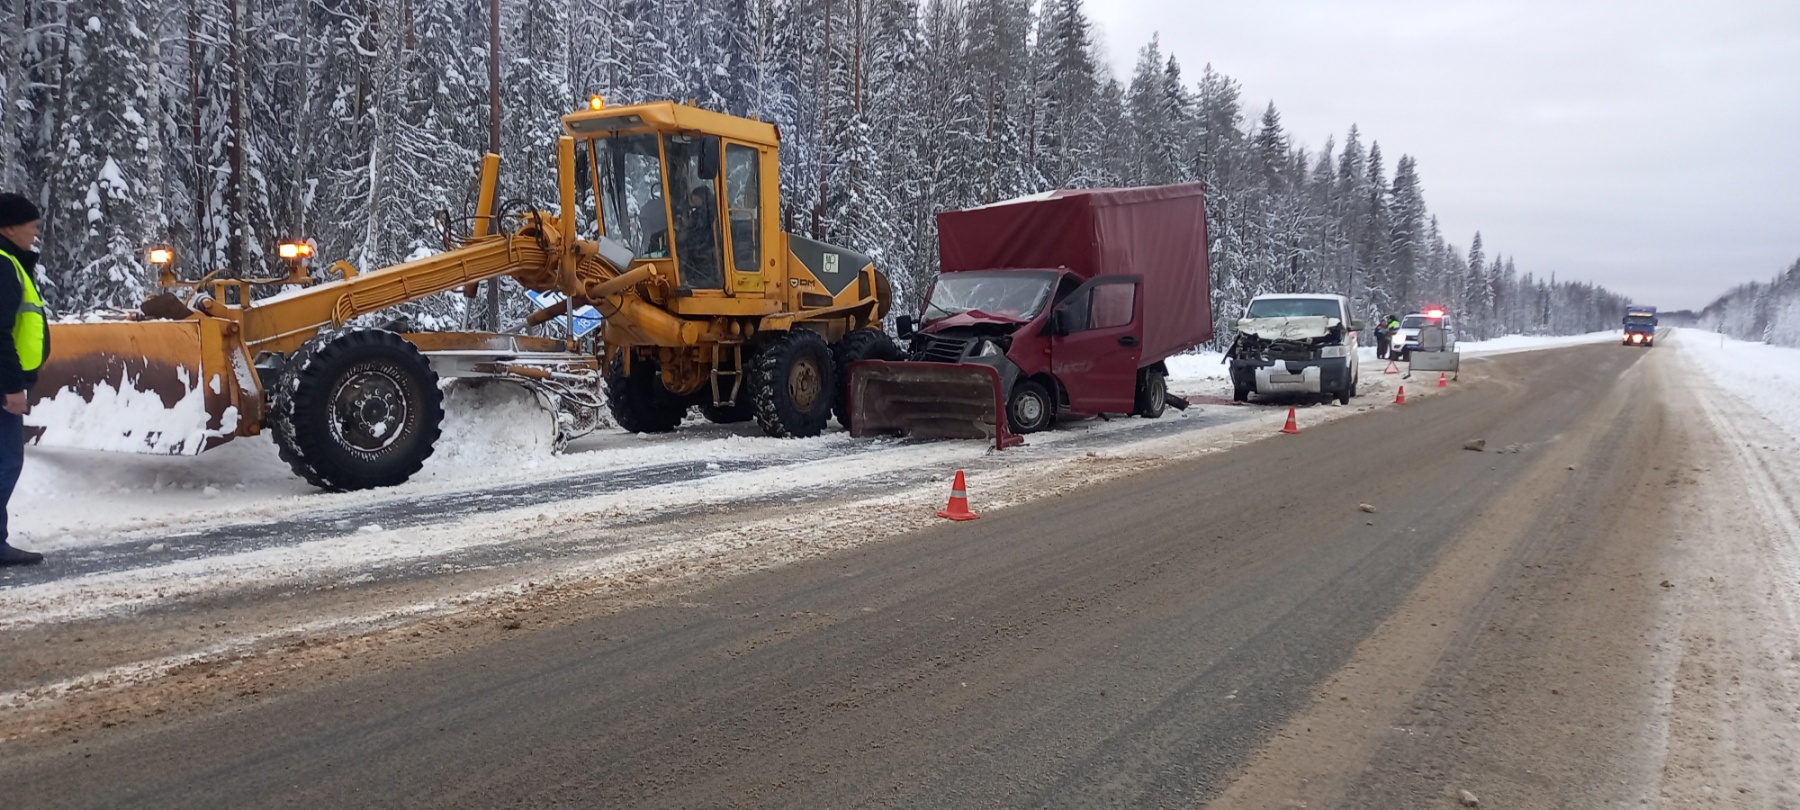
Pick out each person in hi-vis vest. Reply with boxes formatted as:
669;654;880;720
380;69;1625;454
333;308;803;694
0;193;47;566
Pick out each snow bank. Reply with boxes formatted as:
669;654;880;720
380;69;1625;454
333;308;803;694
1672;328;1800;443
428;379;561;469
1457;331;1617;356
1165;350;1228;382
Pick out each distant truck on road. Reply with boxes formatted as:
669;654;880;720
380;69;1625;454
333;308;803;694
1623;306;1658;347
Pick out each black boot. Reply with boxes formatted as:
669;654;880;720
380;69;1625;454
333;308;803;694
0;542;43;566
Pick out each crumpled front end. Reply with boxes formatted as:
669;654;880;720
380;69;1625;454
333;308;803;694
1228;316;1353;395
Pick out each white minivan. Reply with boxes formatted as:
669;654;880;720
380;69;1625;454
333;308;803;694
1225;294;1363;405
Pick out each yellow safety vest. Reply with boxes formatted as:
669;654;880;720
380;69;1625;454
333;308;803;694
0;248;47;372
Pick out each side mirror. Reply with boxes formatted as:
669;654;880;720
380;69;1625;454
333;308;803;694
1047;309;1068;336
896;314;916;339
1350;320;1366;332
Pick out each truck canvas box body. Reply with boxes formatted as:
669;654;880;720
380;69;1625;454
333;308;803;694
848;184;1212;446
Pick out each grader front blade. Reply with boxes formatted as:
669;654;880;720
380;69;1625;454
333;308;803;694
847;361;1022;450
25;318;259;455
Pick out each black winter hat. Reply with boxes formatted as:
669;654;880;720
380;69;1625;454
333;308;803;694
0;193;41;228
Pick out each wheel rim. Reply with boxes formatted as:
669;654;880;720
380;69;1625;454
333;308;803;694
788;357;822;412
1015;391;1046;427
330;365;410;453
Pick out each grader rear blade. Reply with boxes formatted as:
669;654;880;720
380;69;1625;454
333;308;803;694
25;319;255;455
847;361;1022;450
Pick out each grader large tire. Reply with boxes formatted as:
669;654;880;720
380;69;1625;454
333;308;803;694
831;328;901;430
749;330;835;438
270;329;445;492
605;353;688;433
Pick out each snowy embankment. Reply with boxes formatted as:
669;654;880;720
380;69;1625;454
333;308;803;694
1673;327;1800;445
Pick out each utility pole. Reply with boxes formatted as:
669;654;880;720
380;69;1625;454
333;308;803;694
484;0;503;329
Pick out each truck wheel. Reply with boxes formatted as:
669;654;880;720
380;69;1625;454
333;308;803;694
1007;380;1053;433
832;328;901;430
1134;370;1168;418
270;329;444;492
605;353;688;433
750;330;835;438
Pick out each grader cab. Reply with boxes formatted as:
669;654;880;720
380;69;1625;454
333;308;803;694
26;99;894;491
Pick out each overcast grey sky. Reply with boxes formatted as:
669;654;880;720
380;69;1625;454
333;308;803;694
1086;0;1800;311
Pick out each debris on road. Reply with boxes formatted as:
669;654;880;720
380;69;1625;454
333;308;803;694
1463;439;1486;452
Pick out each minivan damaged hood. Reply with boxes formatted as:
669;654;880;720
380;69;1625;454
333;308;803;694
1235;315;1340;340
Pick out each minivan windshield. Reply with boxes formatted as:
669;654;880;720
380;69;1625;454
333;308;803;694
922;272;1058;324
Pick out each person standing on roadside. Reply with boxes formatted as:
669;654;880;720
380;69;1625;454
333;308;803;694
0;193;48;566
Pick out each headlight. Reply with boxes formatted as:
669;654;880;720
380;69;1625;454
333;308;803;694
976;340;1003;357
1320;345;1347;358
1391;335;1405;347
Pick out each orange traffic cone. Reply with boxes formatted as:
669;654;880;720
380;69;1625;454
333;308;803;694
1280;406;1301;434
1395;385;1407;405
1437;372;1448;388
1384;360;1399;374
936;470;980;521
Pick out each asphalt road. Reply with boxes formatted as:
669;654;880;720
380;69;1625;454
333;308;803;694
4;342;1664;809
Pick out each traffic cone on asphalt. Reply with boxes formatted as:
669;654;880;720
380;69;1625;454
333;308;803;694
1280;406;1301;434
1384;360;1399;374
936;470;980;521
1438;372;1448;388
1395;385;1407;405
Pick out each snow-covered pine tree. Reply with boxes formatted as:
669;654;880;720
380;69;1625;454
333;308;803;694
44;0;159;310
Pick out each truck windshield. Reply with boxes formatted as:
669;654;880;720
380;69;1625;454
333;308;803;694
1625;316;1656;327
1245;298;1341;319
922;272;1056;324
595;133;670;259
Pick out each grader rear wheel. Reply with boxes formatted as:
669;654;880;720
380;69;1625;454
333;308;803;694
270;329;445;492
750;330;835;438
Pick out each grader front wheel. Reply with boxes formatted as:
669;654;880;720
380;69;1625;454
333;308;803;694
270;329;445;492
750;330;835;438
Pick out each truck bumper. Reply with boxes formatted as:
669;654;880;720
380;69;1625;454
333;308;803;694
1233;356;1352;395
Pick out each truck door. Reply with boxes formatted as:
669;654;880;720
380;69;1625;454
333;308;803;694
1048;276;1144;415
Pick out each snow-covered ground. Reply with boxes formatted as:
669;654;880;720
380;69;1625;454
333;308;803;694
1672;327;1800;446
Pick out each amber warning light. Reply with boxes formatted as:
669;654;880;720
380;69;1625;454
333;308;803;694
147;247;175;266
278;242;314;260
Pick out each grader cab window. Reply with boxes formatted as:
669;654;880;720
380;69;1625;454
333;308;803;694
595;133;670;259
664;136;723;290
724;145;761;273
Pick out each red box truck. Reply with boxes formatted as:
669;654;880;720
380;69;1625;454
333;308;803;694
850;184;1212;446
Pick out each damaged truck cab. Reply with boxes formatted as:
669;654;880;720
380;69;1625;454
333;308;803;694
895;267;1152;433
1227;294;1363;405
849;184;1212;445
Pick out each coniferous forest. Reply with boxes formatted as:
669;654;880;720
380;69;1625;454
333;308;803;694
0;0;1643;346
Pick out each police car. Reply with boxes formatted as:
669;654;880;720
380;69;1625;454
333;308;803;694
1391;308;1451;361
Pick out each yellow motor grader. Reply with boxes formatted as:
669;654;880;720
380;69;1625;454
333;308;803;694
26;100;895;491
